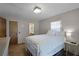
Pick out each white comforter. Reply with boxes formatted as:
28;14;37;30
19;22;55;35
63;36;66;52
25;34;64;56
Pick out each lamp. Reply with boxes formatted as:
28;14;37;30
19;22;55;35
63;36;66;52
33;6;41;14
66;31;72;37
64;30;72;42
66;30;73;37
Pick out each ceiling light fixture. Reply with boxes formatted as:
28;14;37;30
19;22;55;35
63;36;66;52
33;6;41;14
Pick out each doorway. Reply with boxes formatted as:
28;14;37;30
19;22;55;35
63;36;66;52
9;21;18;45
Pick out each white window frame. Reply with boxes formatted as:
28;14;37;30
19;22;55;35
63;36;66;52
50;21;61;32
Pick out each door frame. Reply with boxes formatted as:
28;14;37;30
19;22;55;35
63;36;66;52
9;21;18;45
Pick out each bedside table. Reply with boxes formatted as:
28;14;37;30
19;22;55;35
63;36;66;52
64;41;78;56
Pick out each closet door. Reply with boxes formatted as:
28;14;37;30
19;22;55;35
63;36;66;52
0;17;6;37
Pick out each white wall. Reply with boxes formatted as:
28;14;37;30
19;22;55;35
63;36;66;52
6;20;9;37
39;8;79;43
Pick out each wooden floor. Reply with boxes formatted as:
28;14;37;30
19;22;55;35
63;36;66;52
9;44;27;56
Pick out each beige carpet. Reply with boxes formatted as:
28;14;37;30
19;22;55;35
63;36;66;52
9;44;27;56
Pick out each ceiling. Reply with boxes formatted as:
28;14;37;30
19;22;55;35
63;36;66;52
0;3;79;21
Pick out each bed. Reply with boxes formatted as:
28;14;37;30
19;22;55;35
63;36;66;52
24;31;64;56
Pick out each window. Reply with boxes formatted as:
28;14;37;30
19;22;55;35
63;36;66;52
51;21;61;32
29;23;34;34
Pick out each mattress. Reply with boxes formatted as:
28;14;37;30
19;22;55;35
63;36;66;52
25;34;64;56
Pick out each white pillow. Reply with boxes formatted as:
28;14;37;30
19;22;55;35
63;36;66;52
47;30;63;36
46;30;53;36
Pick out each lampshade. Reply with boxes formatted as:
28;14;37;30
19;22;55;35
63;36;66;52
66;30;72;37
66;32;71;37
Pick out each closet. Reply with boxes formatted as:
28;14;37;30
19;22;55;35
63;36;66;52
0;17;6;37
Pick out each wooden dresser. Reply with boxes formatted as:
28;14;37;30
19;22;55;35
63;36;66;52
0;17;6;37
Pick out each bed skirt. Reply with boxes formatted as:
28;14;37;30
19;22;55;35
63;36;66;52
26;48;64;56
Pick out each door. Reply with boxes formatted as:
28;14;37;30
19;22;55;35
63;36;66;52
9;21;18;45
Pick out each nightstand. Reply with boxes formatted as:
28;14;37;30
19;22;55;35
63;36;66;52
64;41;78;56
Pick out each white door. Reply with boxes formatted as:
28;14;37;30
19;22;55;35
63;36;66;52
18;22;27;44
